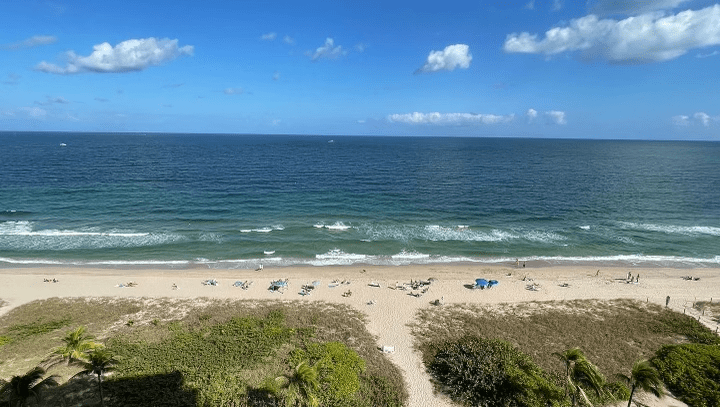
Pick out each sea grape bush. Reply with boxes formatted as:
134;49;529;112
427;336;564;407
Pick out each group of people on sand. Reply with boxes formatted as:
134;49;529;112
626;271;640;283
42;278;59;283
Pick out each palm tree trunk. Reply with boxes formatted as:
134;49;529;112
96;372;104;407
627;385;636;407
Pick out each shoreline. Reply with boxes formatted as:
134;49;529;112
1;264;718;407
1;256;718;271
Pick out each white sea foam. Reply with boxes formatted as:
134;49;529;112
391;250;430;260
325;222;351;231
579;225;591;230
619;222;720;236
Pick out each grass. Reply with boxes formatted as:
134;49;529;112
0;297;407;406
411;299;719;381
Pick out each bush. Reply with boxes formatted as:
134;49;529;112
290;341;366;405
652;344;720;407
427;336;565;407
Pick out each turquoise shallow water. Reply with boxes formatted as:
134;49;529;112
1;132;719;269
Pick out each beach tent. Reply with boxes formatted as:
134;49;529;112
488;280;499;288
474;278;489;289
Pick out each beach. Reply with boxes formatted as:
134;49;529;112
0;264;717;407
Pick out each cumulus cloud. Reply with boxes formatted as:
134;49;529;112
526;108;538;122
387;112;514;125
588;0;691;16
261;32;277;41
309;38;344;61
545;110;566;124
503;4;720;63
283;35;295;45
223;87;243;95
36;37;194;74
694;112;711;126
1;35;56;50
415;44;472;74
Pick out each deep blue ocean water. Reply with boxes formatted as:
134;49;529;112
1;132;719;269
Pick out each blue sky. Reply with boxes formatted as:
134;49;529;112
1;0;719;139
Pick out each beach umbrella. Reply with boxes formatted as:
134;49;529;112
475;278;489;288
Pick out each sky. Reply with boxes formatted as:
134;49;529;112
1;0;719;139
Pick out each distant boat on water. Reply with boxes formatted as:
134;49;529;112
60;143;67;147
328;139;334;143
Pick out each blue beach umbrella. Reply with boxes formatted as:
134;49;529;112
475;278;489;288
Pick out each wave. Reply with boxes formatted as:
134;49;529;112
239;225;284;233
355;223;566;244
619;222;720;236
0;221;183;250
313;222;351;231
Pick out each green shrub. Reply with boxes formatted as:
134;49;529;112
427;336;565;407
652;344;720;407
7;317;71;339
290;341;366;404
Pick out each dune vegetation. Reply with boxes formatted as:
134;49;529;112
0;298;406;406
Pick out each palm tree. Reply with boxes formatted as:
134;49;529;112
554;348;606;406
0;366;59;407
619;360;664;407
274;361;320;407
72;348;117;407
51;326;102;365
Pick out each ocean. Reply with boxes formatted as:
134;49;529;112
1;132;719;269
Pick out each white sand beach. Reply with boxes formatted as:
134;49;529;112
1;264;717;407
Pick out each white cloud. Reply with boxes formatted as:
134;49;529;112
415;44;472;74
525;0;535;10
387;112;514;125
552;0;563;11
694;112;711;126
224;87;243;95
545;110;566;124
526;108;538;121
283;35;295;45
309;38;344;61
503;4;720;63
1;35;56;50
272;71;280;81
673;115;690;126
588;0;690;16
261;32;277;41
355;43;367;52
36;37;194;74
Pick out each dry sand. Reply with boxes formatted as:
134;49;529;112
1;264;718;407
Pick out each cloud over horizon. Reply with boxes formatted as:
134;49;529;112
388;112;514;125
415;44;472;73
503;4;720;63
36;37;194;74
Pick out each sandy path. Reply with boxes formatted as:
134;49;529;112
0;264;718;407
